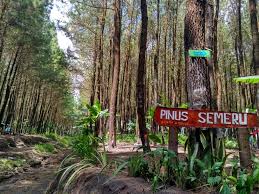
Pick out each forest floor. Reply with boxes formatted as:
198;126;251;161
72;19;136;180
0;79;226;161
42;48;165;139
58;142;259;194
0;134;69;194
0;137;258;194
105;142;259;164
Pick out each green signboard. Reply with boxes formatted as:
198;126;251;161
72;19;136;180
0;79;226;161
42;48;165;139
189;50;211;58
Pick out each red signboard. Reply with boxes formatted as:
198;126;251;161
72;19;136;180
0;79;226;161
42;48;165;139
154;107;258;128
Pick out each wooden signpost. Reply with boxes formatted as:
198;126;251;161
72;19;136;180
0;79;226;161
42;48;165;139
154;106;258;129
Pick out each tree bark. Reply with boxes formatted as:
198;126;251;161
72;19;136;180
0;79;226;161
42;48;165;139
236;0;251;168
184;0;213;159
248;0;259;113
168;127;178;154
108;0;121;149
154;0;160;105
136;0;150;152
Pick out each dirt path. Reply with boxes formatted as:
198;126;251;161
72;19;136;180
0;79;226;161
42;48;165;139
0;150;67;194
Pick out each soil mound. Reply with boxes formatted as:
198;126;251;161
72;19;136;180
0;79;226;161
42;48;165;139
48;167;191;194
0;138;9;151
19;135;49;145
0;134;50;151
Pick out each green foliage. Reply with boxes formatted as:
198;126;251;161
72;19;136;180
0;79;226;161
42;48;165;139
44;133;72;148
44;133;58;141
126;120;136;133
58;136;72;148
149;133;162;144
111;140;258;193
184;131;232;190
0;158;26;171
146;107;156;120
117;134;136;143
60;101;109;192
75;101;108;135
151;175;159;192
111;131;241;192
56;103;109;191
112;148;189;191
35;143;55;153
217;157;259;194
179;103;189;109
57;143;109;192
0;0;75;133
234;76;259;84
207;176;222;186
225;139;238;149
71;134;100;160
178;134;187;146
220;182;232;194
57;158;93;191
146;148;186;188
146;132;168;145
127;154;149;177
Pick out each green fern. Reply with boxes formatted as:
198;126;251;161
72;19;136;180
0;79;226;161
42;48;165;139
207;176;222;186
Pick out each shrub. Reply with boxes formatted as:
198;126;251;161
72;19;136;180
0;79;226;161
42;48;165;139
71;134;100;162
225;139;238;149
113;148;190;191
58;136;71;148
44;132;72;148
127;154;149;177
57;141;108;192
178;134;187;146
219;157;259;194
44;133;58;141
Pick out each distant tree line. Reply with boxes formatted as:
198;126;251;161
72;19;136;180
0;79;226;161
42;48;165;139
0;0;73;134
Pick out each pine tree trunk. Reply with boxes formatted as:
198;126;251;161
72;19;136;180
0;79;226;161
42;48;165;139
136;0;150;152
184;0;213;159
248;0;259;114
236;0;251;168
108;0;121;149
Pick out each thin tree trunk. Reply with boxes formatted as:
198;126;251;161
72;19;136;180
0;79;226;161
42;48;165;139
108;0;121;149
154;0;160;105
136;0;150;152
90;28;98;106
236;0;251;168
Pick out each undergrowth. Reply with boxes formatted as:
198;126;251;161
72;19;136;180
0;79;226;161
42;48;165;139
117;134;136;143
0;158;26;171
35;143;55;153
44;133;72;148
225;139;238;149
112;148;259;193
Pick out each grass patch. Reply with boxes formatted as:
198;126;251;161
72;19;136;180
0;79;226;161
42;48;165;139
44;133;58;141
35;143;55;153
44;133;72;148
57;136;71;148
117;134;136;143
0;158;26;171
